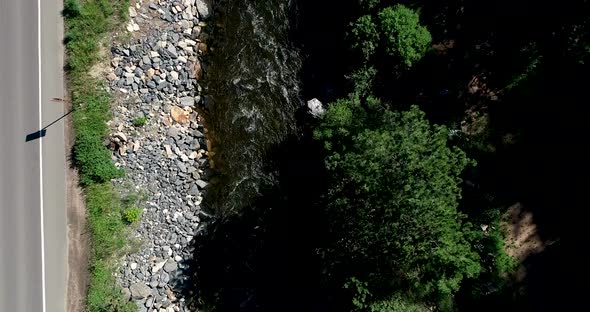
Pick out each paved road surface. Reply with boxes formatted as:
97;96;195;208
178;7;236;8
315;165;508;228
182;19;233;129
0;0;66;311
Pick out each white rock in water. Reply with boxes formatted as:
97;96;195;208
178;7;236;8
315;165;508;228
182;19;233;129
307;98;325;117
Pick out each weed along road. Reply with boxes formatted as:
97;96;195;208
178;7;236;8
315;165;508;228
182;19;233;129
0;0;66;311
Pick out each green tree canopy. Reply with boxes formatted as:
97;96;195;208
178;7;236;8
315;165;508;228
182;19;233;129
315;95;481;303
350;5;432;67
378;5;432;67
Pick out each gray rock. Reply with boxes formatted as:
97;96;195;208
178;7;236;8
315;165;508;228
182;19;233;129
149;2;158;10
150;276;159;288
196;179;208;189
177;163;187;173
167;45;178;58
160;272;170;287
147;80;157;89
145;296;154;308
163;260;177;273
130;282;152;299
166;127;180;138
188;184;199;196
196;0;211;18
179;96;194;106
142;55;151;65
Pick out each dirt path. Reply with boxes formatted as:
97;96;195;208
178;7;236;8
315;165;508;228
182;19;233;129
65;100;90;312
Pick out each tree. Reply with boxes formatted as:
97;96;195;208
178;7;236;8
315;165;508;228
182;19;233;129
378;5;431;67
351;15;380;61
350;5;431;67
315;95;481;305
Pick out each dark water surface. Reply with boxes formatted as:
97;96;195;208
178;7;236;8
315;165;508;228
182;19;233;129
204;0;303;215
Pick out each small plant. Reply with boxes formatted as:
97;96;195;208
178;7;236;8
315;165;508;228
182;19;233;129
124;207;142;224
132;116;147;127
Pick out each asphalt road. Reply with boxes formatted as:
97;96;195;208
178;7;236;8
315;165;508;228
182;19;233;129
0;0;66;311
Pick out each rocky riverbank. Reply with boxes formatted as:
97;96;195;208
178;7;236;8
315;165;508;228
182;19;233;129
103;1;211;311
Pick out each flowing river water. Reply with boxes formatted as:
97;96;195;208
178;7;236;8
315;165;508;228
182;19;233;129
203;0;303;215
202;0;355;216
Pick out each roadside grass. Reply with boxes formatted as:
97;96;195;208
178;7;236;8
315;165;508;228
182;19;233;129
63;0;136;311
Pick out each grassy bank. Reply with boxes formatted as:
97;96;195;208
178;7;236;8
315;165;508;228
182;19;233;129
63;0;136;311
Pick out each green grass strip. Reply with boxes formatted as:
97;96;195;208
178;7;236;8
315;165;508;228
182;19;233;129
63;0;136;311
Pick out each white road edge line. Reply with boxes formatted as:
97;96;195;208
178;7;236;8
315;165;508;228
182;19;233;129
37;0;47;310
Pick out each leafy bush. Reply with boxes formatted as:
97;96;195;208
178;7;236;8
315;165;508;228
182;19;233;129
316;95;481;303
124;207;143;224
378;5;432;67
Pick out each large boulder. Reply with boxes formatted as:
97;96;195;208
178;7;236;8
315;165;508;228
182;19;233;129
307;98;325;118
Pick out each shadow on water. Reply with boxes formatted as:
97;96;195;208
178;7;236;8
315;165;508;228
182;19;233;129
173;127;334;311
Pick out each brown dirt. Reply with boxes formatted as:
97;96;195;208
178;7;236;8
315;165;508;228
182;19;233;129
65;98;90;312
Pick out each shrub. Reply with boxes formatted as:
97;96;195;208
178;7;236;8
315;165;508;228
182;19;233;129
123;207;143;224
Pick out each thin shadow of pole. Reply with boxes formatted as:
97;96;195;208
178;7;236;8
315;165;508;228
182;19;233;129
25;98;73;142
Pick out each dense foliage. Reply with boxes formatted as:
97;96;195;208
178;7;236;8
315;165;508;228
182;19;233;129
315;95;480;306
350;5;432;66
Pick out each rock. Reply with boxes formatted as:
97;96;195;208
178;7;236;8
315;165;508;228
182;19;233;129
165;288;176;301
130;262;138;270
169;71;179;81
307;98;325;117
167;45;178;58
129;6;137;17
178;56;187;63
174;255;182;262
179;96;194;106
126;23;134;32
114;132;127;142
196;179;208;189
145;296;154;308
133;23;140;32
150;276;159;288
164;145;174;158
107;72;118;81
130;282;152;299
149;2;158;10
152;260;167;273
170;106;189;124
196;0;211;18
167;127;180;138
163;260;177;273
